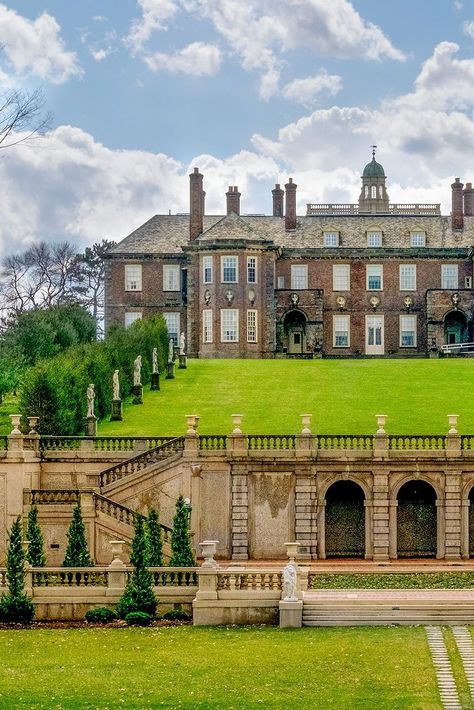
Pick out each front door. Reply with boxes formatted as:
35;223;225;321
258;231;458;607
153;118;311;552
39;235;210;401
366;315;384;355
288;329;304;354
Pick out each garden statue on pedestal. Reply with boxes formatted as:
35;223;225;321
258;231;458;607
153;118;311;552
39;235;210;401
282;562;298;602
132;356;143;404
85;383;97;436
166;339;175;379
110;369;123;421
179;332;187;370
151;348;160;391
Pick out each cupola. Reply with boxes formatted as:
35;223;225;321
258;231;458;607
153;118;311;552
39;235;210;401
358;146;389;213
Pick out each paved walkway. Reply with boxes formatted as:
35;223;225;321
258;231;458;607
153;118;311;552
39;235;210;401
426;627;461;710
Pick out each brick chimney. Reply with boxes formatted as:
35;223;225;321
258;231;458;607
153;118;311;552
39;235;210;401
226;186;241;215
464;182;474;217
272;183;284;217
452;177;464;230
189;167;204;240
285;178;297;231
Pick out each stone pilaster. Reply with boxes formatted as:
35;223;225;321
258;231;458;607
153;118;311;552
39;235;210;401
372;470;390;560
294;472;317;559
444;468;462;560
231;467;249;560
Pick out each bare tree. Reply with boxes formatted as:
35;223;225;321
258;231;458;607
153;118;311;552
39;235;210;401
75;240;117;333
0;88;52;150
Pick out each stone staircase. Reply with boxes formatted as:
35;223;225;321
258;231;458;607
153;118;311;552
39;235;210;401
302;590;474;626
100;436;185;489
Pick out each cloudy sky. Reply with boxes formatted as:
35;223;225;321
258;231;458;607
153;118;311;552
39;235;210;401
1;0;474;256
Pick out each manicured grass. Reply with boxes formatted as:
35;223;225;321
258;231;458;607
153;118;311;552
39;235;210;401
0;626;439;709
98;358;474;435
0;393;19;436
311;573;474;589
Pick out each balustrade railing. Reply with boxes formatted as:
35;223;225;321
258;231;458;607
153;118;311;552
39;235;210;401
150;568;198;587
32;568;108;587
100;437;185;487
306;203;440;216
247;434;297;450
462;436;474;450
199;435;228;450
217;571;282;591
94;493;136;526
31;490;79;505
39;436;174;452
389;435;445;450
317;435;373;450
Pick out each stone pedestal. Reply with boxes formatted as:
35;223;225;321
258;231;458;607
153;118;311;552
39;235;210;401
85;415;97;436
179;354;187;369
131;384;143;404
279;600;303;628
110;399;123;421
166;362;175;379
151;372;160;390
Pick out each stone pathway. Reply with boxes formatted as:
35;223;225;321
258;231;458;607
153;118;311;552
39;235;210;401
425;627;462;710
453;627;474;702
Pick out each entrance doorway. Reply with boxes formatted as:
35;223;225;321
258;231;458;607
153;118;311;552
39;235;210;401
283;310;307;354
397;480;437;558
444;311;468;346
365;315;384;355
325;481;365;558
469;487;474;558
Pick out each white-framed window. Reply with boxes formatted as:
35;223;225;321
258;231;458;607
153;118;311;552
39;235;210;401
333;264;350;291
221;256;238;283
324;231;339;247
203;256;213;284
277;276;285;289
367;231;382;247
410;231;426;247
124;265;142;291
291;264;308;290
247;256;257;284
124;312;142;328
466;276;473;289
366;265;383;290
247;309;257;343
163;265;180;291
371;186;377;199
333;315;350;348
202;309;213;343
220;309;239;342
400;315;417;347
163;312;180;345
399;264;416;291
442;264;458;289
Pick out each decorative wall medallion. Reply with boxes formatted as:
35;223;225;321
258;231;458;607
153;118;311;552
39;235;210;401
369;295;380;310
336;296;346;310
403;295;413;311
290;293;299;306
204;289;211;305
225;289;234;304
248;288;256;305
451;292;460;308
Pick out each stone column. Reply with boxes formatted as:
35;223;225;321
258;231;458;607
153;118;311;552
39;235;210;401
389;501;398;559
372;470;390;561
444;469;462;560
231;465;249;560
183;415;199;455
461;500;470;559
294;472;317;559
85;415;98;436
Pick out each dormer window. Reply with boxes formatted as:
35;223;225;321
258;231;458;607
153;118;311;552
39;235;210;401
410;231;426;247
367;230;382;247
324;231;339;247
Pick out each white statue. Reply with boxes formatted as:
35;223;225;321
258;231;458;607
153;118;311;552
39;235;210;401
86;383;95;418
282;562;298;602
152;347;158;374
179;332;186;356
168;338;174;364
112;370;120;400
133;355;142;386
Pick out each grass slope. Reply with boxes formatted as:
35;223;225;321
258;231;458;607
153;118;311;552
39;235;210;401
0;627;438;709
98;358;474;435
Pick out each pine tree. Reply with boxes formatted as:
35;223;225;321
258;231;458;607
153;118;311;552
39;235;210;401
26;505;46;567
116;513;157;619
0;516;34;623
170;495;195;567
63;501;93;567
146;508;163;567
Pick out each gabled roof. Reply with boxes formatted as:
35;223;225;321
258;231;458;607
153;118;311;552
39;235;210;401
109;215;222;255
198;211;267;242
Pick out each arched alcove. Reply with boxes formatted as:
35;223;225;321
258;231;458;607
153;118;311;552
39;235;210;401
397;480;437;558
325;480;365;558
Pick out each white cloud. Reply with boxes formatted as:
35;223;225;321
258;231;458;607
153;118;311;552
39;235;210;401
282;70;343;107
126;0;178;52
464;20;474;39
145;41;222;75
0;4;82;84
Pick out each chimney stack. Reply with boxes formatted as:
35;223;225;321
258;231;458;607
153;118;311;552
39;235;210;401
272;183;284;217
226;186;241;215
189;167;204;240
451;177;464;230
285;178;297;231
464;182;474;217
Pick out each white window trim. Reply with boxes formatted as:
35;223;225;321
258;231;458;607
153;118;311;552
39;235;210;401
291;264;308;290
277;276;285;289
124;265;142;292
163;312;180;344
202;309;213;343
333;315;350;348
441;264;459;289
410;231;426;248
124;311;142;328
324;231;340;247
247;309;258;343
220;309;239;342
221;256;238;284
367;231;382;248
399;315;417;348
247;256;257;284
163;265;180;292
333;264;350;291
399;264;417;291
203;256;213;285
366;264;383;291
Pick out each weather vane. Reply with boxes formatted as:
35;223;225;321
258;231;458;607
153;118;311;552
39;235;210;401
371;144;377;159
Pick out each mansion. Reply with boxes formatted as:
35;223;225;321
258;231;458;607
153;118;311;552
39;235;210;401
104;154;474;358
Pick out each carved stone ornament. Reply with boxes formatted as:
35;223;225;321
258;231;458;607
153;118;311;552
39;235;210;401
290;293;299;306
204;289;211;305
403;295;413;311
369;295;380;310
225;289;234;304
336;295;346;309
451;292;460;308
248;288;256;304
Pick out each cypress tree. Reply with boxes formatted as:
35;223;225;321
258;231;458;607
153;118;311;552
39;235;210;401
170;495;195;567
26;505;46;567
146;508;163;567
116;513;157;618
0;516;34;623
63;501;94;567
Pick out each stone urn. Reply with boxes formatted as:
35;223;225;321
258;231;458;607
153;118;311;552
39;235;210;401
376;414;387;435
185;414;200;435
300;414;312;435
10;414;22;436
285;542;300;563
109;540;126;568
447;414;459;435
200;540;219;568
27;416;39;435
231;414;243;434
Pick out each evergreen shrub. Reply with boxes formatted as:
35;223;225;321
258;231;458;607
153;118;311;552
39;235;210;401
146;508;163;567
117;514;157;619
0;516;34;624
162;608;191;622
26;505;46;567
124;611;153;626
85;607;117;624
63;502;94;567
170;495;195;567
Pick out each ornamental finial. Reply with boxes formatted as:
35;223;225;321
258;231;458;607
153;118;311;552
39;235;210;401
371;144;377;159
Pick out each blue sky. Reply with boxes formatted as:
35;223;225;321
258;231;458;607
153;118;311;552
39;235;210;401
1;0;474;253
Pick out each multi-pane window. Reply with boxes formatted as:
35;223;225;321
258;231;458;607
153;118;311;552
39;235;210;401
333;265;350;291
163;312;180;345
125;265;142;291
221;256;238;283
291;265;308;290
163;265;180;291
442;264;458;289
277;276;285;289
221;309;239;342
333;315;350;347
400;315;417;347
371;186;377;199
203;256;213;284
247;256;257;284
399;264;416;291
124;312;142;328
202;309;213;343
367;231;382;247
247;309;257;343
410;231;426;247
324;231;339;247
366;265;383;290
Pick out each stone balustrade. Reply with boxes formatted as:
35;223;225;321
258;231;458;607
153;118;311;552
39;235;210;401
306;203;441;215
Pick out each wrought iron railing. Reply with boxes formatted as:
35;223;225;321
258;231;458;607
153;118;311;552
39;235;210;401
100;437;185;487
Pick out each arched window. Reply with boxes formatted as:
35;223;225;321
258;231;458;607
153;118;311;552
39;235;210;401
379;185;383;198
364;186;368;198
371;185;377;199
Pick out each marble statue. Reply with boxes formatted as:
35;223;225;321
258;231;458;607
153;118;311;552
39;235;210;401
168;338;174;364
282;562;298;602
152;347;158;374
179;332;186;356
113;370;120;400
86;383;95;418
133;355;142;386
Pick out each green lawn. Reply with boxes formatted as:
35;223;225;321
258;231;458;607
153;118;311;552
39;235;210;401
0;626;440;709
0;393;19;436
311;573;474;589
97;358;474;436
